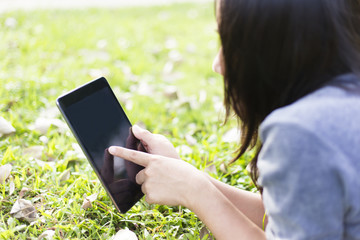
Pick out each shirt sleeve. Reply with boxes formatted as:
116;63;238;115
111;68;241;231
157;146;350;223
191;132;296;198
258;122;345;240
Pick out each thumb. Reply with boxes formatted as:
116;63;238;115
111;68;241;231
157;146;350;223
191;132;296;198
132;125;152;143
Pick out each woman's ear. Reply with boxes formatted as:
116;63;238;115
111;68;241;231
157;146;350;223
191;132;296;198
212;49;224;76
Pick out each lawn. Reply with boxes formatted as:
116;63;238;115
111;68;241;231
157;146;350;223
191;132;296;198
0;3;255;239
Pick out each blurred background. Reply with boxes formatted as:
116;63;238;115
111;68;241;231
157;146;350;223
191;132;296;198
0;0;212;12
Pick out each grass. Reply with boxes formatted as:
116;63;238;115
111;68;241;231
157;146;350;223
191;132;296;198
0;3;256;239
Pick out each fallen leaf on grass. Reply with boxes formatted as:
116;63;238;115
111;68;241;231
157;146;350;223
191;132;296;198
19;187;31;198
39;136;49;144
9;180;15;195
39;107;60;119
173;95;200;110
10;199;39;223
165;37;178;49
186;43;197;53
66;143;86;159
88;68;110;78
168;50;183;63
185;134;197;146
23;146;45;159
219;163;228;174
96;39;108;50
5;17;17;29
82;193;98;209
199;90;207;104
38;229;55;240
29;118;68;135
222;128;241;143
205;163;217;175
0;164;12;183
35;159;55;169
110;229;138;240
163;61;174;75
58;169;71;183
79;49;110;63
176;145;193;155
130;82;155;97
0;117;16;137
7;217;27;233
200;226;214;240
163;86;178;100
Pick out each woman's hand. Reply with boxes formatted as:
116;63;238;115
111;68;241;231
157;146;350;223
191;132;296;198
108;146;210;208
132;125;180;159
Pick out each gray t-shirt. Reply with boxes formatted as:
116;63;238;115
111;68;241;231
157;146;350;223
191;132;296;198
258;74;360;240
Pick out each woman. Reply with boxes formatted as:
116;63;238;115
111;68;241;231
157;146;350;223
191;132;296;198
109;0;360;239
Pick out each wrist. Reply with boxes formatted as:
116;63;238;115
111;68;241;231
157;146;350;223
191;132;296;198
183;170;215;210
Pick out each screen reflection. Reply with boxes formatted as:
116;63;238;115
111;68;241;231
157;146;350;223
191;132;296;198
101;127;145;212
60;80;145;213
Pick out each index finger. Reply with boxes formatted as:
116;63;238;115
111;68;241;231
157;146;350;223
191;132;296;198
108;146;151;167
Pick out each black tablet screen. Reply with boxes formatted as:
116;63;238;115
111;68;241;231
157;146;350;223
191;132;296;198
57;77;144;213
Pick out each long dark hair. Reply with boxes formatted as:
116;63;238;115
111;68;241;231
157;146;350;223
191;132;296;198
218;0;360;191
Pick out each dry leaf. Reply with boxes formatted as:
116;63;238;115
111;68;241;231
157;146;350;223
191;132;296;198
165;37;178;49
162;71;184;83
96;39;108;49
0;164;12;183
185;134;197;146
163;61;174;75
39;136;49;144
9;180;15;195
130;82;154;97
168;50;183;63
19;187;31;198
59;169;71;183
79;49;110;63
0;117;16;137
29;118;68;135
199;226;214;240
63;143;86;159
82;193;98;209
35;159;55;169
176;145;193;155
23;146;45;159
186;43;197;53
10;199;39;223
39;107;60;119
205;164;217;175
222;128;241;143
38;229;55;240
5;17;17;29
199;90;207;104
111;229;138;240
117;38;130;49
163;86;178;100
88;68;110;78
219;163;228;174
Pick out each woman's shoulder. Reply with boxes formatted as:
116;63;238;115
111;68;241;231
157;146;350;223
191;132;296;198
260;73;360;163
258;74;360;240
261;73;360;142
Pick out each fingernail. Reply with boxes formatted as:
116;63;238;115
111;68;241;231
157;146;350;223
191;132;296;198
132;124;141;132
108;146;116;154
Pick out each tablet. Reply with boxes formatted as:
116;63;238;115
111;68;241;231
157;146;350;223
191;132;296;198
56;77;144;213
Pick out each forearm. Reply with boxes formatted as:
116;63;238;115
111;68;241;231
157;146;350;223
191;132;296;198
187;178;266;240
207;175;266;228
